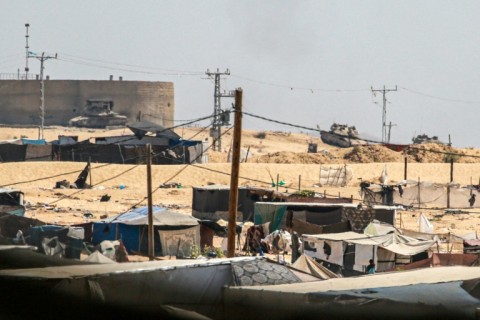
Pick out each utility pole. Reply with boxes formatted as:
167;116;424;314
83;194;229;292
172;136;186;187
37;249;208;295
387;121;397;144
227;88;243;258
205;68;235;151
371;85;397;143
24;23;30;79
146;144;154;260
29;51;57;140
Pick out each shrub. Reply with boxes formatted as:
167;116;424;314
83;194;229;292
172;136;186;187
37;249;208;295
254;131;267;139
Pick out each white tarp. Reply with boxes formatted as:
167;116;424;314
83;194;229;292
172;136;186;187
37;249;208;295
303;230;436;256
101;206;198;226
419;213;434;233
318;165;353;187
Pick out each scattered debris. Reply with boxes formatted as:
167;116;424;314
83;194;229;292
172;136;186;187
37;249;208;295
160;182;182;188
100;194;111;202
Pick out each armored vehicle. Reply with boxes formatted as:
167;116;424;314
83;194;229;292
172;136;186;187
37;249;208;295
320;123;366;148
69;99;128;128
412;134;444;145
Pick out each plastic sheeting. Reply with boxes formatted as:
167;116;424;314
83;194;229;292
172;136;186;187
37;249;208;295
318;165;353;187
101;206;198;226
224;266;480;320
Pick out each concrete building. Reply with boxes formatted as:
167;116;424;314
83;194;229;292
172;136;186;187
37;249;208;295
0;79;174;127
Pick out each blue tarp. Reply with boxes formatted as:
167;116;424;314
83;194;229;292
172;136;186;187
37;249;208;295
92;206;198;255
21;139;46;145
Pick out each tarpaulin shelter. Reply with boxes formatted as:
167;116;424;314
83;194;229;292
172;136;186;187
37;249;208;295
302;227;436;273
192;185;289;222
224;266;480;320
92;206;199;256
0;256;310;320
363;180;480;208
254;202;396;234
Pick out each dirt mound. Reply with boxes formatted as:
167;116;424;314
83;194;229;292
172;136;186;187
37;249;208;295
406;143;480;163
343;145;404;163
249;151;337;164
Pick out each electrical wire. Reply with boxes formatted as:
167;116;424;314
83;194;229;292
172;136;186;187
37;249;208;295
400;86;480;104
231;74;369;93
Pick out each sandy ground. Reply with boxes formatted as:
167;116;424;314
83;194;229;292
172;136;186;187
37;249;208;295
1;126;480;239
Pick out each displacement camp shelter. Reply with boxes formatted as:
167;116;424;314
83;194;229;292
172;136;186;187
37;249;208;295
92;206;200;257
0;256;317;320
362;180;480;209
224;266;480;320
192;185;288;222
0;120;206;164
192;185;353;222
302;221;436;273
254;202;396;234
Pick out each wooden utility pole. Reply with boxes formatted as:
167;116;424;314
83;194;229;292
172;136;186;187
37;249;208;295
227;88;243;258
447;159;454;208
147;144;154;260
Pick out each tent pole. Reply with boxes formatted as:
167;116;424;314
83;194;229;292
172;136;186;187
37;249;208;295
147;144;154;260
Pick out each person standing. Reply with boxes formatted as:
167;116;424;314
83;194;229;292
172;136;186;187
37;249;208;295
366;259;376;274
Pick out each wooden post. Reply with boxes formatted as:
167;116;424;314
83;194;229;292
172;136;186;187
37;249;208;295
276;174;279;192
298;175;301;191
88;157;92;188
404;156;407;180
417;177;421;209
227;88;243;258
147;144;154;261
447;159;453;208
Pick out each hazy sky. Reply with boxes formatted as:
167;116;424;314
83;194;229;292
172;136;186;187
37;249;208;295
1;1;479;147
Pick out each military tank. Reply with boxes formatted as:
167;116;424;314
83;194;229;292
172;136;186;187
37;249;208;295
69;99;128;128
320;123;366;148
412;134;444;145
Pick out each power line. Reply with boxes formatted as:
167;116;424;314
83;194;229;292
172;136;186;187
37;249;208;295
58;52;204;75
231;74;369;93
400;86;480;104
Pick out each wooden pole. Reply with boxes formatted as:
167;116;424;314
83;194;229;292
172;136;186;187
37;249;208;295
227;88;243;258
276;174;279;192
88;157;92;188
447;159;453;208
147;144;154;260
404;156;407;180
418;177;421;209
298;175;301;191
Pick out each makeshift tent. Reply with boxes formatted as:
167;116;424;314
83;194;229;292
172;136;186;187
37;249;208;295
390;253;479;271
0;189;26;217
29;225;84;259
302;228;436;273
290;254;339;280
363;180;480;208
92;206;199;256
254;202;396;234
0;256;307;320
192;185;289;221
224;266;480;320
